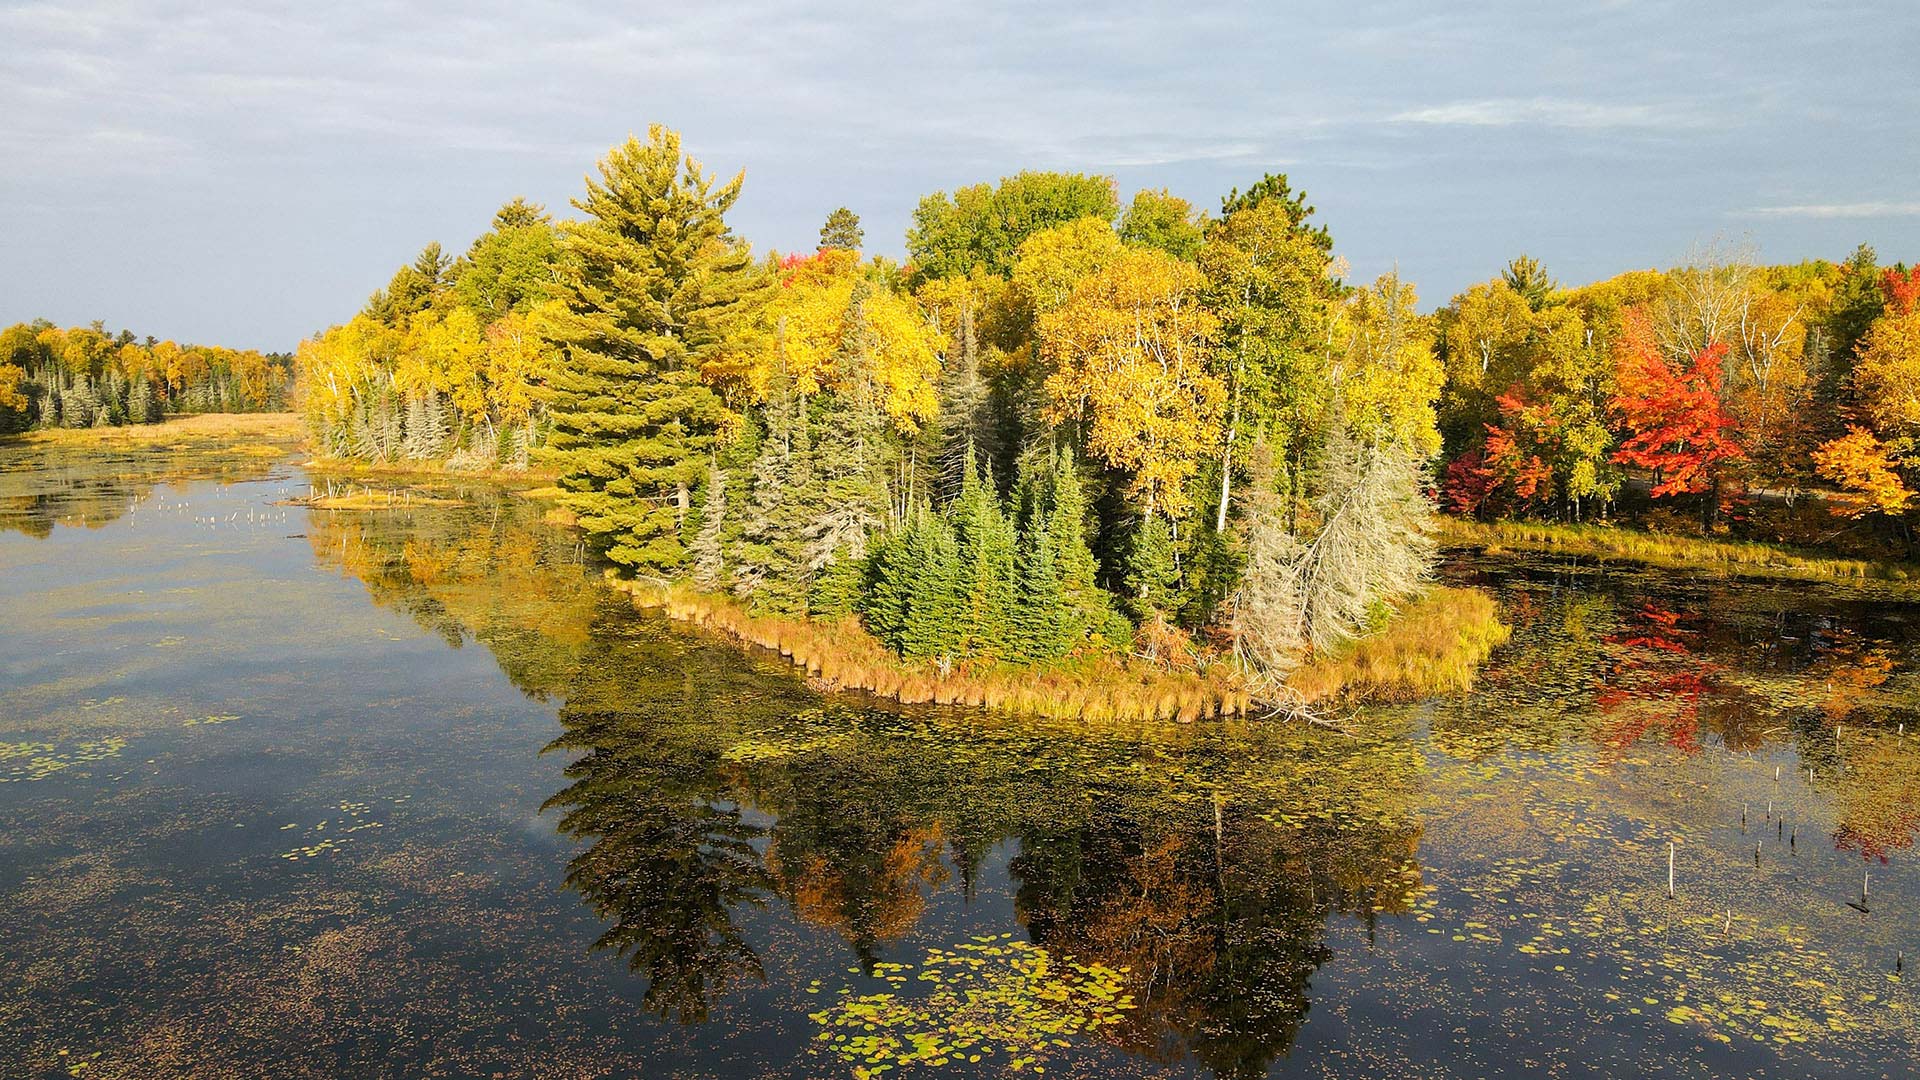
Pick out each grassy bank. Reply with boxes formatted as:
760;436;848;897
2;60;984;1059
610;576;1509;721
1435;517;1914;582
1;411;302;452
303;454;558;485
1287;586;1512;704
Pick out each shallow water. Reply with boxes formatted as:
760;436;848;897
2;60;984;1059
3;443;1918;1079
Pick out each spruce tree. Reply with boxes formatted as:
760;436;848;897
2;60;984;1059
933;302;993;504
860;514;915;648
951;457;1016;656
1045;445;1109;641
898;508;962;663
1125;513;1180;621
127;375;154;424
540;126;759;575
804;283;892;575
1009;515;1070;662
735;370;816;615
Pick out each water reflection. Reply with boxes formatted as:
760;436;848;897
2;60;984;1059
13;442;1920;1077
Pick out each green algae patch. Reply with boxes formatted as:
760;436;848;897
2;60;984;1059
808;935;1135;1076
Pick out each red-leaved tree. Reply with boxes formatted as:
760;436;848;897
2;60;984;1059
1609;309;1743;514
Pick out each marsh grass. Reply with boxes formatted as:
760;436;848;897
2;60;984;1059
290;489;466;510
1436;517;1912;582
613;576;1508;721
304;455;559;484
1286;586;1510;704
1;411;304;449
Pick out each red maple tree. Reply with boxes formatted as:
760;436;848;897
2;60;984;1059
1882;265;1920;315
1608;310;1743;499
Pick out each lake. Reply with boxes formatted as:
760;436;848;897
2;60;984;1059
3;440;1917;1079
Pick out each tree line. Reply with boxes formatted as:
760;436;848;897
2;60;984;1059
298;125;1445;694
0;320;290;433
1431;244;1919;544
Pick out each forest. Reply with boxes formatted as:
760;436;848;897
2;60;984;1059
289;124;1913;708
0;320;291;433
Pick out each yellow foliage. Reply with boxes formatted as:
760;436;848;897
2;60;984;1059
1332;273;1443;456
1813;426;1913;517
1854;307;1920;436
1040;248;1224;517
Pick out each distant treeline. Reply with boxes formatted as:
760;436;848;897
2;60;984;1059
0;320;291;433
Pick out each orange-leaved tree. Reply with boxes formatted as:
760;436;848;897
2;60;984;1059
1608;309;1743;519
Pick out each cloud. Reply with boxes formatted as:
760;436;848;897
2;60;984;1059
1740;202;1920;219
1388;97;1704;131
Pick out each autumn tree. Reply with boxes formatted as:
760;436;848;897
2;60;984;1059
1119;189;1206;260
906;171;1119;281
1198;189;1338;530
1040;248;1225;521
1609;310;1744;522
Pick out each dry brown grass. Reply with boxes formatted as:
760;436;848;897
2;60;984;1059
2;412;303;448
285;489;465;510
611;575;1508;721
1286;586;1512;705
609;576;1254;723
1435;516;1910;582
303;456;559;484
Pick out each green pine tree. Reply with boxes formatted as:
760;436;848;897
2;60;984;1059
735;372;816;615
1044;445;1115;642
1125;513;1180;621
898;508;962;664
951;457;1016;657
539;126;760;575
1009;514;1071;662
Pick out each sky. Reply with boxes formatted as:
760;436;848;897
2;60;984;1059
2;0;1916;351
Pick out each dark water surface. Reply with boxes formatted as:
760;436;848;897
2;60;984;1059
4;443;1919;1079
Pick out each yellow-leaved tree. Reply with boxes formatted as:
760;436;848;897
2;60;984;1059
1331;273;1444;456
1041;248;1224;518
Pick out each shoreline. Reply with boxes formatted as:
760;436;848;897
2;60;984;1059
1435;516;1917;583
607;575;1510;722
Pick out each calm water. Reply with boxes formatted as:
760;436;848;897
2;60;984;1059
4;441;1919;1079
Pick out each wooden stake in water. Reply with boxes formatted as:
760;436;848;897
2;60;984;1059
1668;841;1676;899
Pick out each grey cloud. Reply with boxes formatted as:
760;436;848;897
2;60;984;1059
2;0;1916;349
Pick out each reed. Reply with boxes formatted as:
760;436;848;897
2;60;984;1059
615;575;1509;721
1435;516;1910;582
1286;586;1511;704
2;411;303;448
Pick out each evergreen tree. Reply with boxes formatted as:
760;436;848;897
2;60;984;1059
951;457;1016;656
1044;445;1110;640
735;369;816;614
540;127;760;575
689;456;727;590
898;508;962;663
1008;514;1070;662
860;516;914;647
818;207;863;252
809;544;866;620
804;284;893;578
933;301;993;503
1125;513;1180;620
127;374;154;424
